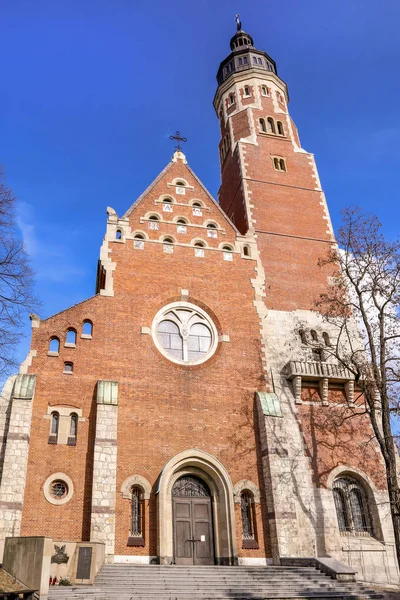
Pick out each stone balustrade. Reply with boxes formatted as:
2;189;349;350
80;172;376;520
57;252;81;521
286;360;355;405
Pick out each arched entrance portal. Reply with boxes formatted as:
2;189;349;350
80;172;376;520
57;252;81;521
172;475;215;565
157;449;238;565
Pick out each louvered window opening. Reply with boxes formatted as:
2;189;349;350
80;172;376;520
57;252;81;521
241;491;254;539
333;477;372;535
131;487;143;536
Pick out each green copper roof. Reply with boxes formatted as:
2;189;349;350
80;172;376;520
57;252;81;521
256;391;283;418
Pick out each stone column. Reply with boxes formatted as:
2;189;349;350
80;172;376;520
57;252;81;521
90;381;118;562
0;374;36;556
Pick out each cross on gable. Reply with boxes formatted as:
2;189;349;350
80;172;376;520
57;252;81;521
169;131;187;152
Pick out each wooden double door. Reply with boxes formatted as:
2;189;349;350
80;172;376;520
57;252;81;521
172;475;215;565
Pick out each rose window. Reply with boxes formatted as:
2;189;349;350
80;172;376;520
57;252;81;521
153;303;218;365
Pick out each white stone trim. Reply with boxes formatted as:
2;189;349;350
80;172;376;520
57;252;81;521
43;473;74;506
114;555;157;564
233;479;261;503
156;448;237;565
151;301;219;367
189;237;209;248
238;557;271;565
120;475;152;500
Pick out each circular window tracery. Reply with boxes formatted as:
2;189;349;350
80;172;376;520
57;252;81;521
51;480;68;499
152;302;218;365
43;472;74;505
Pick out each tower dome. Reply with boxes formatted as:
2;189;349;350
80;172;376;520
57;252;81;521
216;17;277;86
229;28;254;51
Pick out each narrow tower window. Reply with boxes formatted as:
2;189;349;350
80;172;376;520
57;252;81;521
68;413;78;446
228;93;234;105
259;119;266;133
244;85;250;97
116;230;122;240
240;490;258;548
267;118;275;134
279;159;286;172
277;121;284;136
63;362;74;374
261;85;269;96
49;412;59;444
131;487;144;537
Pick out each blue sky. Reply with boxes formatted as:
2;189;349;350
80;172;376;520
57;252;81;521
1;0;400;367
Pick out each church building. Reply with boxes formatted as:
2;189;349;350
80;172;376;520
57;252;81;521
0;21;398;586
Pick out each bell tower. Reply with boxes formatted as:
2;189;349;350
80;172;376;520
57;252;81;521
214;19;335;311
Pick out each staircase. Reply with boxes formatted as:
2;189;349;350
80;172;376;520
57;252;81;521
48;564;383;600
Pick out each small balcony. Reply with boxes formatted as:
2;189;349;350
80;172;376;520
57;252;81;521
286;360;354;382
285;360;355;406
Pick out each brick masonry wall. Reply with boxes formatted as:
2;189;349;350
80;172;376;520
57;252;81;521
20;157;271;561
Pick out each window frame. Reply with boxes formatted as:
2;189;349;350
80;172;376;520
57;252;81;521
333;476;373;536
151;301;219;366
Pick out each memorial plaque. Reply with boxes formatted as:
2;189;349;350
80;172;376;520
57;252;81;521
76;546;92;580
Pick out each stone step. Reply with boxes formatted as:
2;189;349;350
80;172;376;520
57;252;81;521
47;564;381;600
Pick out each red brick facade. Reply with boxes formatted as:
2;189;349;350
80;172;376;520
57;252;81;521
2;24;394;578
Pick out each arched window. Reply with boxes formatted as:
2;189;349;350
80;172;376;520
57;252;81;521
116;230;122;240
49;337;60;354
228;93;234;105
267;118;275;134
176;218;188;225
194;241;205;257
259;118;266;133
163;237;174;254
333;477;372;535
192;202;203;217
65;329;77;345
162;197;173;212
131;486;144;538
244;85;250;97
49;412;59;444
207;223;218;238
261;85;269;97
222;245;234;261
148;214;160;230
310;329;318;342
277;121;284;136
176;181;185;187
68;413;78;446
323;332;331;347
134;233;145;239
243;245;251;257
299;329;307;345
82;320;93;336
63;362;73;374
240;491;258;548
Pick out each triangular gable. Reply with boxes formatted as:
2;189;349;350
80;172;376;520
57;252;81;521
122;153;239;235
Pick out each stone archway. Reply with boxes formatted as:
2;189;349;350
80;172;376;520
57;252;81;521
156;449;238;565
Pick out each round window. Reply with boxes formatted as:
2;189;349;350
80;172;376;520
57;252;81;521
44;472;74;505
51;480;68;499
152;302;218;365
